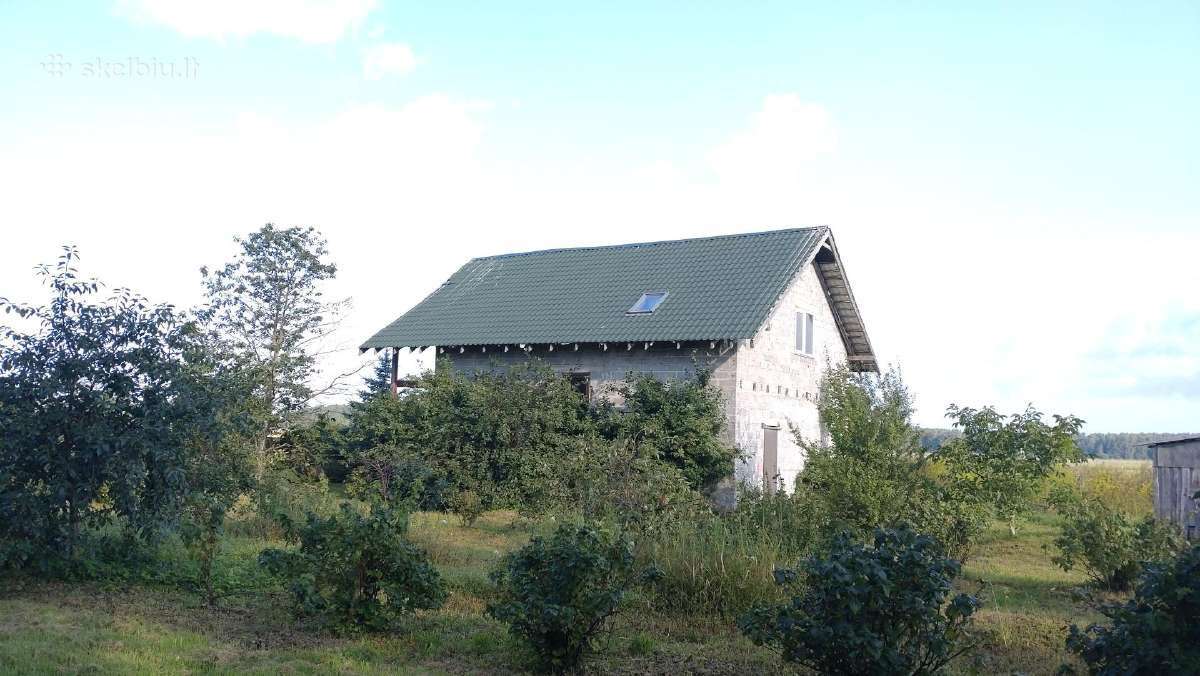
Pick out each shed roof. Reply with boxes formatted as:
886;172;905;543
1146;436;1200;447
362;226;877;371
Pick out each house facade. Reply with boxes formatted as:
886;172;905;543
361;227;877;504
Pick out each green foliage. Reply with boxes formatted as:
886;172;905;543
278;413;346;481
258;503;446;633
938;405;1084;535
487;523;661;672
448;486;485;527
739;525;980;675
358;352;395;401
643;505;803;617
1049;487;1183;591
0;248;203;562
1064;543;1200;674
173;346;259;604
543;435;706;532
793;365;986;557
795;365;925;540
199;224;343;477
609;370;739;491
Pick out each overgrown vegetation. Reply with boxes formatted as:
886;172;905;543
1049;487;1182;591
1064;543;1200;674
1;235;1190;674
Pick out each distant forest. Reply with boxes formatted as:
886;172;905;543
920;429;1198;460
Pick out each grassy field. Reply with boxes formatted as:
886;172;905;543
0;461;1151;675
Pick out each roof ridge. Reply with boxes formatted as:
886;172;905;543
469;225;829;262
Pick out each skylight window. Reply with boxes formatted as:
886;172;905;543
626;291;668;314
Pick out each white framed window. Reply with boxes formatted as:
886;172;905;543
795;311;815;355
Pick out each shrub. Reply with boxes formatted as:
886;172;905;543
448;486;485;527
1050;488;1183;591
258;502;446;632
739;525;980;675
548;435;706;532
487;523;661;672
608;370;739;491
1064;543;1200;674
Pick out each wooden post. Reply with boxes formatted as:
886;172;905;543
390;347;400;398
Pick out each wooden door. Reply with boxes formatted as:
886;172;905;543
763;425;779;494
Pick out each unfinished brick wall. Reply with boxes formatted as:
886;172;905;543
730;261;845;491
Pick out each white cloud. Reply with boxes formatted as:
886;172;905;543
116;0;379;43
706;94;836;188
362;43;419;80
3;89;1196;430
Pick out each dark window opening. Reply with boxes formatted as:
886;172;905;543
569;372;592;401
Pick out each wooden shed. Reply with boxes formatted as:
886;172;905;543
1149;436;1200;540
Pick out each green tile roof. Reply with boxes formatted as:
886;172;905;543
362;227;831;349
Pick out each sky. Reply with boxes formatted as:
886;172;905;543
0;1;1197;432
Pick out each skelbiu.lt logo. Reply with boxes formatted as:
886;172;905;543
40;54;198;79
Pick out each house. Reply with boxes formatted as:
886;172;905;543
361;226;877;504
1148;436;1200;539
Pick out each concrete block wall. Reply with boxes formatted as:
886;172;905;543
444;342;737;437
731;262;846;491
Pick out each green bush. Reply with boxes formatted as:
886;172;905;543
739;525;980;675
258;502;446;632
1050;488;1183;591
545;435;706;532
1064;543;1200;674
487;523;661;672
607;370;739;491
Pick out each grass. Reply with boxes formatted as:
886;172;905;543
0;478;1153;675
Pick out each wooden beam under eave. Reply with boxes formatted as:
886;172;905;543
390;347;400;398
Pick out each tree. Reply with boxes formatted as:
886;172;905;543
937;405;1084;535
198;224;348;477
0;248;194;559
357;351;394;402
795;365;926;539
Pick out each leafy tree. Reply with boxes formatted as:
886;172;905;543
611;370;739;491
487;523;662;672
938;405;1084;535
258;502;446;632
1064;543;1200;674
739;525;980;675
198;224;346;477
0;248;195;560
796;366;929;540
1049;487;1183;591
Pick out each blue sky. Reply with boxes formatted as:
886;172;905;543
1;1;1197;431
